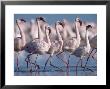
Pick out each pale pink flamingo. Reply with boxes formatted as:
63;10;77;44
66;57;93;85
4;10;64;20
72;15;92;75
14;19;27;71
55;18;81;75
24;18;51;73
83;35;97;70
73;25;92;75
43;21;64;71
72;18;97;69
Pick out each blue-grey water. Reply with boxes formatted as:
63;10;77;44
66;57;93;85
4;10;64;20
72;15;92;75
14;50;97;76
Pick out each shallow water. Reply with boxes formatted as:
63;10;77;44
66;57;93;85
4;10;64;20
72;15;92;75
14;50;97;76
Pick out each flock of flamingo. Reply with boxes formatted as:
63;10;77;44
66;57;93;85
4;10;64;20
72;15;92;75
14;16;97;76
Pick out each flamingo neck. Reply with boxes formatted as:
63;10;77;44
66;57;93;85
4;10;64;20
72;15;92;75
56;25;63;51
16;22;26;47
75;22;81;42
45;27;51;46
37;21;42;40
85;29;90;48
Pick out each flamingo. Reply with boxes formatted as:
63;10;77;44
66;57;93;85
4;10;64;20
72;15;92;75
73;18;97;69
73;25;93;75
55;18;81;75
30;18;51;56
14;19;27;71
24;18;51;73
83;35;97;70
43;21;64;71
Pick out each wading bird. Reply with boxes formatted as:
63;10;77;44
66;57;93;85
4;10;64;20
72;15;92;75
73;25;92;75
44;21;64;71
24;18;51;72
55;18;81;75
14;19;27;71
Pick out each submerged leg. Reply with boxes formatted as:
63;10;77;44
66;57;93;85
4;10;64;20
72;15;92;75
66;58;69;76
76;59;81;76
34;54;40;75
49;59;64;72
31;60;40;75
57;53;70;75
16;52;20;71
83;49;94;71
44;55;52;71
56;51;64;58
80;59;94;73
25;53;33;69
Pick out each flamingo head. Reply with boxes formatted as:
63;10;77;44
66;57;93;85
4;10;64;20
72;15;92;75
16;19;27;30
75;17;80;22
55;21;64;29
45;26;51;35
56;20;65;28
75;17;82;26
56;21;62;25
16;19;26;24
36;17;46;22
86;25;92;30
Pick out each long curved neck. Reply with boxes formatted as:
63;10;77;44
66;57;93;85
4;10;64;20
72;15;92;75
37;21;42;40
45;27;51;46
56;25;63;51
56;25;62;41
16;22;26;46
75;22;81;41
85;29;90;48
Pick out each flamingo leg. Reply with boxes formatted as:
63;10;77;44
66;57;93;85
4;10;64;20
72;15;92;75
56;51;64;58
49;59;64;72
28;54;40;74
35;54;40;70
51;52;69;75
83;49;94;71
76;59;81;76
25;53;33;69
81;59;83;67
35;62;40;75
57;53;70;76
67;58;69;76
31;60;40;75
80;59;93;72
91;48;97;59
16;52;20;71
34;54;40;75
44;55;52;71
